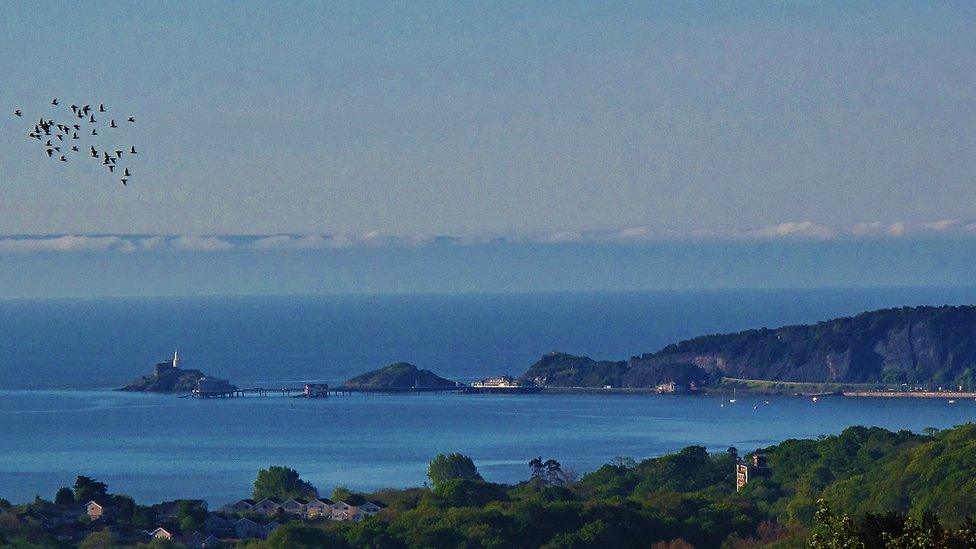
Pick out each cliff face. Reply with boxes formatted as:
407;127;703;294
120;368;210;392
342;363;458;388
521;306;976;388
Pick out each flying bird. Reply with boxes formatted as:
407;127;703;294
108;165;115;173
129;146;137;154
71;145;79;152
51;98;58;106
115;150;123;158
91;129;97;135
123;168;130;176
127;117;135;122
14;110;21;116
47;149;53;157
59;156;67;162
110;120;117;128
99;104;105;112
89;115;95;123
120;179;127;186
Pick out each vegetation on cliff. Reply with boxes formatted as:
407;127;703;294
522;305;976;389
342;362;459;389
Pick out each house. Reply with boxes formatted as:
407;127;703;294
331;496;387;522
224;498;256;514
202;513;233;537
263;520;282;537
656;381;688;394
280;498;308;516
183;531;221;548
149;526;178;540
233;517;264;539
85;500;107;520
305;497;334;518
736;453;772;491
251;498;282;516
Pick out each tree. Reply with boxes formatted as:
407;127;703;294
426;479;509;508
79;529;120;549
55;487;74;505
808;499;864;549
73;476;108;503
176;500;207;532
427;453;483;489
261;523;349;548
252;466;317;501
530;457;566;487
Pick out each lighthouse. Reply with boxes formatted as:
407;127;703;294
172;349;181;370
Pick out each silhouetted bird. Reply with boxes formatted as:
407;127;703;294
99;104;105;112
72;132;78;139
53;147;60;152
108;165;115;173
45;140;52;147
71;105;78;113
59;156;66;162
115;150;123;158
129;146;137;154
83;105;91;115
56;134;63;141
46;149;53;157
51;98;58;106
110;120;117;128
14;110;21;116
91;146;98;158
123;168;130;176
73;124;80;130
91;129;97;135
120;179;127;186
127;117;135;122
89;115;95;123
71;145;79;152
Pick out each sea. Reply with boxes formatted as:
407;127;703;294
2;288;976;505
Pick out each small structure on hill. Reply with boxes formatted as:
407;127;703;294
736;453;771;491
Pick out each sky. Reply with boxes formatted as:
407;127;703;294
0;2;974;296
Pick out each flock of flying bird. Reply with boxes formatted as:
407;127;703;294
13;98;138;186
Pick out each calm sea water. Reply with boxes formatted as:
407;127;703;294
2;289;976;504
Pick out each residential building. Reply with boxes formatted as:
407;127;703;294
736;454;772;491
252;498;282;516
305;497;334;518
281;498;308;516
233;517;263;539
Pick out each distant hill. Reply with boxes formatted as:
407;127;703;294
342;363;459;389
521;305;976;388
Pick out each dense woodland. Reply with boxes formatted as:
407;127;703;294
521;305;976;389
3;422;976;548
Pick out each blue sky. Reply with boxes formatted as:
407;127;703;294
0;3;974;295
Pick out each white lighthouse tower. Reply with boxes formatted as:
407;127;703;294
172;349;181;370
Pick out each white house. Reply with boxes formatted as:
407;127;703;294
149;526;176;540
332;498;387;522
84;501;106;521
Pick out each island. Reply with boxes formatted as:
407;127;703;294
119;351;238;395
340;362;461;391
